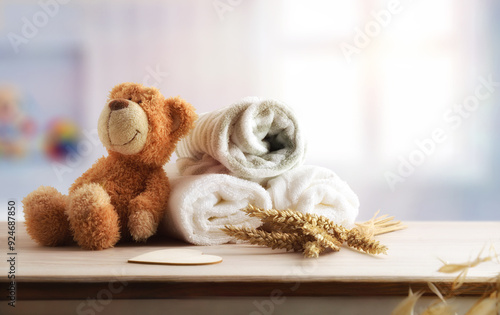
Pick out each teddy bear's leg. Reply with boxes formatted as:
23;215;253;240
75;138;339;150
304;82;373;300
22;186;72;246
67;183;120;250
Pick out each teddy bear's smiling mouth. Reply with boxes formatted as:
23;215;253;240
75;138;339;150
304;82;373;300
111;130;141;146
99;99;149;155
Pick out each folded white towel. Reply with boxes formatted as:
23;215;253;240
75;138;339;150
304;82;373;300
266;165;360;228
161;164;272;245
176;97;306;183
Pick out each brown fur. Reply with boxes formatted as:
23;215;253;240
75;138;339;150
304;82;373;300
23;83;197;250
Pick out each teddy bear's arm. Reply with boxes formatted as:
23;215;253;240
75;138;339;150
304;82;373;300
68;157;107;193
127;168;169;241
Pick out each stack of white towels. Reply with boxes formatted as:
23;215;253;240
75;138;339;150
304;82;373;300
161;97;359;245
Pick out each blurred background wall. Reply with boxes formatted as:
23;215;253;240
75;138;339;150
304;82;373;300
0;0;498;221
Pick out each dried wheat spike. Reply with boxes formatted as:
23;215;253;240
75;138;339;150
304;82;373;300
303;241;325;258
244;205;350;241
222;225;304;252
246;205;347;243
313;215;351;242
235;205;389;257
302;223;341;252
304;212;387;255
391;288;423;315
346;228;388;255
243;206;306;228
261;221;302;234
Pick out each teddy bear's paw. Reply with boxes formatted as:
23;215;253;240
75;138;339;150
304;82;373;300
128;210;157;242
68;183;120;250
22;186;72;246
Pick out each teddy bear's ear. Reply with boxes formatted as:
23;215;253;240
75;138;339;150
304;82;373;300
166;96;197;140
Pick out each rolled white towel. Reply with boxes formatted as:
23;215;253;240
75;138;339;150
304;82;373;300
266;165;359;228
176;97;306;183
161;164;272;245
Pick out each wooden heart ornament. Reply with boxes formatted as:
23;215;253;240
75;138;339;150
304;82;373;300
128;249;223;266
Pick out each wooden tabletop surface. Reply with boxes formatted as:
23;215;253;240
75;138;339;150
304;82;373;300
1;222;499;300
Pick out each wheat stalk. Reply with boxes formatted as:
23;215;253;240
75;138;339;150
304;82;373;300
223;205;392;258
303;241;325;258
222;225;305;252
302;223;342;252
345;228;388;255
355;210;407;238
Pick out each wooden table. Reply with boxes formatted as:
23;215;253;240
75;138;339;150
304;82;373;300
1;222;499;314
1;222;499;300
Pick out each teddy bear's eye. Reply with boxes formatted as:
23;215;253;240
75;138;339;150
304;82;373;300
137;100;142;104
127;97;132;101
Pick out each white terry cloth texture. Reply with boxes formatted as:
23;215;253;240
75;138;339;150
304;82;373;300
175;97;306;183
266;165;360;228
161;164;272;245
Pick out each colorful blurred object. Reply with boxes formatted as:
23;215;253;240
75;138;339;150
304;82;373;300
42;118;80;162
0;85;36;159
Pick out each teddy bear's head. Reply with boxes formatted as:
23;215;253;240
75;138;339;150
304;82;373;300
97;82;196;166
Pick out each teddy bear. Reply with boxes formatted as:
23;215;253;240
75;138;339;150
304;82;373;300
22;82;197;250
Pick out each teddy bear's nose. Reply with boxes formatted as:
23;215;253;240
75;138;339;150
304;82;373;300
109;99;129;111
